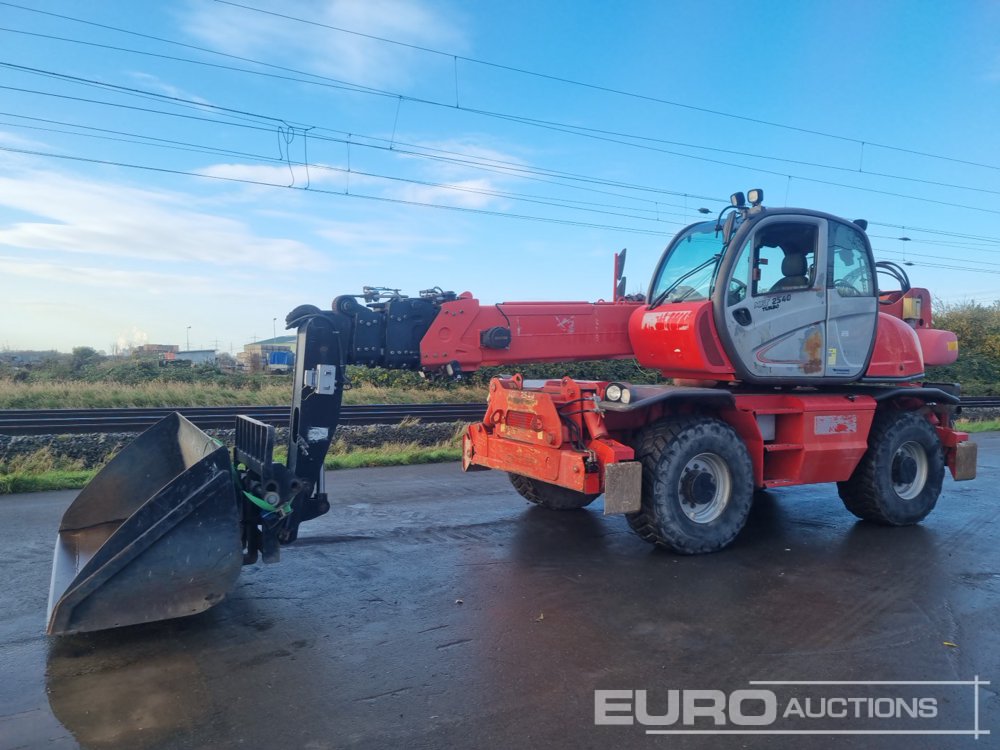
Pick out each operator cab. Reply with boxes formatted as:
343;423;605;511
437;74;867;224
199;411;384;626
646;190;878;384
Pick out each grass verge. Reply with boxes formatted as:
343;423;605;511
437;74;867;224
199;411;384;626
324;443;461;470
0;440;462;495
0;379;486;408
0;470;97;494
956;419;1000;433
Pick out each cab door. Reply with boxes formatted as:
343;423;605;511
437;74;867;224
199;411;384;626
721;215;829;380
825;221;877;378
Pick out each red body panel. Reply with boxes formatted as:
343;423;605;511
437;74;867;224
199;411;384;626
724;394;876;488
628;301;736;379
865;313;924;379
421;297;639;373
916;328;958;366
463;378;879;492
463;377;971;495
879;287;932;328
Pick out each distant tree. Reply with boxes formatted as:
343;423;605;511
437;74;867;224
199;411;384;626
926;300;1000;394
70;346;104;372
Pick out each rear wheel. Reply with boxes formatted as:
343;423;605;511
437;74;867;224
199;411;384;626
837;410;944;525
508;473;598;510
627;416;754;554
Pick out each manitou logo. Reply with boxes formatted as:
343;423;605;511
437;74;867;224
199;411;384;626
594;679;990;738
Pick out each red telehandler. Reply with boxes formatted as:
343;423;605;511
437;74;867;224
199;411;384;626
46;190;977;635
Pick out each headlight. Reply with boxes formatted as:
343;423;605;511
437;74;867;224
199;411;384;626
605;383;631;404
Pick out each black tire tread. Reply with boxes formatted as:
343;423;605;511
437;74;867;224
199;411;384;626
626;421;681;546
837;410;944;525
626;415;753;553
507;473;598;510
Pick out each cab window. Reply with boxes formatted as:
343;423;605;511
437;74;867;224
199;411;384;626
829;222;874;297
726;240;752;306
751;222;819;296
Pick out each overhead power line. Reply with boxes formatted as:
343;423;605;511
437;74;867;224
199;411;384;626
0;112;699;224
5;75;999;250
0;144;674;237
0;74;725;207
874;249;1000;276
208;0;1000;174
3;117;995;272
1;21;999;202
5;58;1000;223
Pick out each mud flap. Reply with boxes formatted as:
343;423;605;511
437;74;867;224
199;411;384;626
603;461;642;515
952;441;977;481
47;413;243;635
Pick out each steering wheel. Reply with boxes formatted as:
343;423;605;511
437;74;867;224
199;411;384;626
834;264;872;297
834;279;862;297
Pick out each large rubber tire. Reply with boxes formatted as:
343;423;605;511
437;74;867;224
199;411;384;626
508;473;598;510
837;410;944;525
626;416;754;554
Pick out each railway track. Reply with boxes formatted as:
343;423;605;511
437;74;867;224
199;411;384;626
0;403;487;435
0;397;996;436
960;396;1000;409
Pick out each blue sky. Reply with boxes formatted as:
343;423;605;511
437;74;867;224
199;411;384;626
1;0;999;352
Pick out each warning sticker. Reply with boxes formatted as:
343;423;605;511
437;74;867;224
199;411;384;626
827;347;838;366
815;415;857;434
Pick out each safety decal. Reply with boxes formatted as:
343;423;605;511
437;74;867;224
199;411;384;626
827;347;838;366
814;415;857;434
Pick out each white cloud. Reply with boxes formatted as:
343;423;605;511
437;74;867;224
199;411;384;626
315;220;461;256
198;161;349;188
0;167;325;271
199;153;514;210
0;128;50;150
128;72;212;105
409;138;530;172
0;255;227;294
181;0;466;90
392;178;503;209
382;136;530;207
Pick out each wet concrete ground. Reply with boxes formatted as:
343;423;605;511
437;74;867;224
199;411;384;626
1;435;998;750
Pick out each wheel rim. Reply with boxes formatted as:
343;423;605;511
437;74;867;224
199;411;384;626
892;441;928;500
677;452;731;524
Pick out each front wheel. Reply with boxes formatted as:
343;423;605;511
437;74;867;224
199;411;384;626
837;410;944;525
507;473;598;510
627;416;754;554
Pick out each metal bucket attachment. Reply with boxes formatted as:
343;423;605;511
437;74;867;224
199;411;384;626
47;413;243;635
